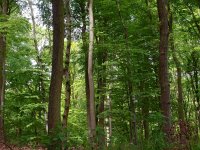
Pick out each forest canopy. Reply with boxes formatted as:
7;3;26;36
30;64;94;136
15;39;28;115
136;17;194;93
0;0;200;150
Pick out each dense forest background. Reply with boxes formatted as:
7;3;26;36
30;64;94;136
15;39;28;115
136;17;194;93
0;0;200;149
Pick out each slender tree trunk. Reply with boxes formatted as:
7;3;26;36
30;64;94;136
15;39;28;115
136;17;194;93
27;0;39;53
0;35;6;143
129;84;137;145
96;47;107;148
140;84;149;140
186;2;200;136
191;52;200;137
88;0;96;147
0;0;8;142
142;102;149;140
62;0;72;129
48;0;64;148
141;0;153;141
115;0;138;144
188;72;199;139
80;2;89;104
157;0;171;142
79;1;92;145
27;0;47;136
106;92;112;145
169;11;187;146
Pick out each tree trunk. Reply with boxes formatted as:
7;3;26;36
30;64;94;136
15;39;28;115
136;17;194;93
188;71;199;139
48;0;64;145
169;11;187;146
62;0;72;129
29;0;46;102
186;2;200;137
157;0;171;142
129;84;137;145
191;51;200;138
141;95;149;140
96;46;107;148
27;0;47;136
115;0;138;144
106;92;112;145
79;1;92;145
0;0;8;142
0;34;6;143
88;0;96;147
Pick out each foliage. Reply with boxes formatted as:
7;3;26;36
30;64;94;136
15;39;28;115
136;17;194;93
1;0;200;149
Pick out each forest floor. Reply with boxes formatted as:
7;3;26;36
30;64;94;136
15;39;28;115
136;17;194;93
0;142;46;150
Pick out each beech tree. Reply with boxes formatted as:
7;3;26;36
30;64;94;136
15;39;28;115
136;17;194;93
62;0;72;129
48;0;64;135
0;0;8;142
169;5;187;147
87;0;96;147
1;0;200;149
157;0;171;142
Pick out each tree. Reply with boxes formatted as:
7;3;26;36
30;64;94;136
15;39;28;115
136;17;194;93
2;0;200;149
87;0;96;147
47;0;64;146
169;6;187;146
0;0;8;142
157;0;171;142
96;34;107;148
27;0;46;104
62;0;72;129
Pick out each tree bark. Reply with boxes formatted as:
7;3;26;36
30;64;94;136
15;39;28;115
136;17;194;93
62;0;71;129
0;34;6;143
0;0;8;142
88;0;96;147
157;0;171;142
48;0;64;141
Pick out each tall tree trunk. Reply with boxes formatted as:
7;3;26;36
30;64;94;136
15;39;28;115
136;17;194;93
188;71;199;139
169;10;187;146
106;92;112;145
0;0;8;142
96;46;107;148
128;84;137;145
126;31;137;145
142;99;149;140
88;0;96;147
48;0;64;148
115;0;137;144
141;0;153;141
0;34;6;143
62;0;72;129
191;51;200;137
186;2;200;135
79;0;92;145
157;0;171;142
140;83;149;140
27;0;47;136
